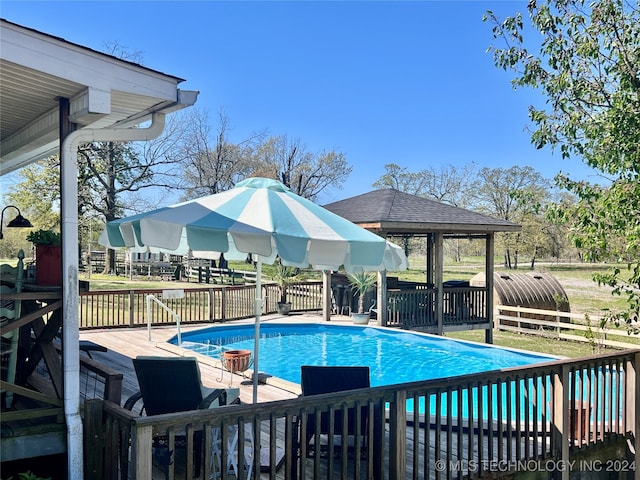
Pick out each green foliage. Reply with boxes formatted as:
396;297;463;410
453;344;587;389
3;471;53;480
485;0;640;331
552;292;569;311
474;166;554;268
347;271;377;313
4;159;61;229
26;229;61;246
271;259;299;303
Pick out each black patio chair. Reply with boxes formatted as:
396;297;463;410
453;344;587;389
296;365;382;478
124;356;237;478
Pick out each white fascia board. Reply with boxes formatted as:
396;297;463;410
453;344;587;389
1;22;181;101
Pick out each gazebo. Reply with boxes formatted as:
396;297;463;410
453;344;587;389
324;188;521;342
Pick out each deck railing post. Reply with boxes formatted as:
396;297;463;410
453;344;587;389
627;351;640;470
552;364;570;480
128;290;135;327
131;423;154;480
220;287;227;321
389;390;406;479
208;288;215;321
84;399;104;480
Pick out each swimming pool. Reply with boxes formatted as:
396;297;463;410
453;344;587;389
170;323;555;387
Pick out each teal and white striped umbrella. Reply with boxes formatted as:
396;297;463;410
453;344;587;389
100;177;406;272
100;177;407;402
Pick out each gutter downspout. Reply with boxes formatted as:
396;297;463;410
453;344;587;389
61;113;166;479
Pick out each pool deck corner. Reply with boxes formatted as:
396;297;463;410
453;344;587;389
79;313;357;404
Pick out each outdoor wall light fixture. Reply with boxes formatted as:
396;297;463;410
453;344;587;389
0;205;33;239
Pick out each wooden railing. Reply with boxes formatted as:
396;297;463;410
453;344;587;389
386;286;487;330
496;305;640;350
78;282;323;329
78;283;489;332
88;350;639;480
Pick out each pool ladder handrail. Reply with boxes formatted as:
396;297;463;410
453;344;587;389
146;293;182;345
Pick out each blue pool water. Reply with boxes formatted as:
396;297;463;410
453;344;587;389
170;323;554;387
171;324;621;423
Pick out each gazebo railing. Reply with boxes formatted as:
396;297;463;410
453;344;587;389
386;286;487;329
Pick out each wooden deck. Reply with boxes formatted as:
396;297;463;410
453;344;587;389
4;315;635;479
78;313;346;406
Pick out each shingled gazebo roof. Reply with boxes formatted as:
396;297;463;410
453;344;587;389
324;189;520;236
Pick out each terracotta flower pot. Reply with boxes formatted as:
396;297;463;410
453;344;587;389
223;349;252;372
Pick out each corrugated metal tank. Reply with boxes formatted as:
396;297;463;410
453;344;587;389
470;272;570;324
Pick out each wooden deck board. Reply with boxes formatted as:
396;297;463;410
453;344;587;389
78;315;337;406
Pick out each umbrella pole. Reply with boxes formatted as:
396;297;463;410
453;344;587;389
253;256;262;403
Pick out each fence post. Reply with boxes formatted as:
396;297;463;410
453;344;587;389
552;364;570;480
389;390;406;479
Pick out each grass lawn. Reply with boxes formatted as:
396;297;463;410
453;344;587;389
445;329;600;358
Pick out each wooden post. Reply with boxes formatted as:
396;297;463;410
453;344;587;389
434;233;444;335
103;371;123;404
377;270;387;326
485;233;494;344
128;291;135;327
219;287;226;321
552;364;570;480
323;270;332;321
627;352;640;471
132;423;154;480
84;399;104;480
426;233;434;286
389;390;406;479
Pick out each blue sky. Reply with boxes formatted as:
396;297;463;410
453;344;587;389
2;1;602;204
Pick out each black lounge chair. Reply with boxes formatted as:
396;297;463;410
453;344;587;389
124;356;237;477
297;365;382;478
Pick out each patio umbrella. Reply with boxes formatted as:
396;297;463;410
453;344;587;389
100;177;407;401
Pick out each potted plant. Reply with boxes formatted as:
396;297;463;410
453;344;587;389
273;260;298;315
347;271;377;324
26;229;62;286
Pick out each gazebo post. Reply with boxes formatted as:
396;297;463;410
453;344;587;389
377;270;387;326
434;233;444;335
322;270;332;321
426;233;434;287
485;233;495;344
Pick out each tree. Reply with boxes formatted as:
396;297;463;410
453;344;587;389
4;159;60;230
474;166;551;269
250;135;352;201
1;160;61;258
373;162;478;207
485;0;640;329
373;162;480;261
174;109;263;198
79;141;162;272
